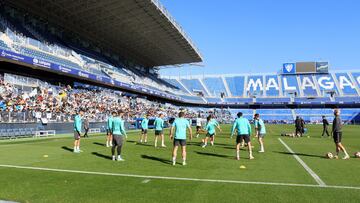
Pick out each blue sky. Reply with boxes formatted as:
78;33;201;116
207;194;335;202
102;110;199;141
159;0;360;76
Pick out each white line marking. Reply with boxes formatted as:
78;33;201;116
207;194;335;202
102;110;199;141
278;138;326;186
0;164;359;190
142;179;151;184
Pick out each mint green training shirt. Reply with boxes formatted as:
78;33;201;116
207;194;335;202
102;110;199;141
204;121;216;134
231;117;252;136
74;115;82;132
172;118;190;140
141;118;149;129
112;117;126;136
154;117;164;131
107;116;113;130
254;119;266;134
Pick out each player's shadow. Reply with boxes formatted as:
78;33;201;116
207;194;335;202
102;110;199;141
274;151;324;158
211;143;232;147
141;155;172;165
218;146;235;150
92;152;112;160
61;146;73;153
93;142;106;147
136;143;153;147
187;142;202;146
126;140;137;143
195;151;233;159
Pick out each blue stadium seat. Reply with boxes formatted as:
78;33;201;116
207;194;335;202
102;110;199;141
334;73;358;95
180;95;205;103
225;76;245;97
351;72;360;88
335;96;360;103
224;98;252;103
164;78;189;93
299;75;318;96
265;75;281;96
20;47;82;71
246;75;263;96
256;97;290;104
282;75;299;96
294;97;331;104
315;74;339;96
203;77;227;97
256;109;292;114
0;39;10;50
180;79;208;96
205;97;222;103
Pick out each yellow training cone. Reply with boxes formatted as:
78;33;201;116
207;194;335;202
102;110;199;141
239;165;246;169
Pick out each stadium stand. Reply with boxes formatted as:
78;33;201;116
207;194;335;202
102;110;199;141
225;76;245;97
180;79;209;96
202;77;227;97
1;4;360;108
0;0;359;134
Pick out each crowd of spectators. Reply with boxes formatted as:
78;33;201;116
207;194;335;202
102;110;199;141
0;74;231;123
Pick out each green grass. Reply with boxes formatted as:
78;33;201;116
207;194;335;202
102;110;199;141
0;124;359;203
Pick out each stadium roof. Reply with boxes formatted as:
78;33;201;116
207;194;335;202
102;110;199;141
3;0;203;67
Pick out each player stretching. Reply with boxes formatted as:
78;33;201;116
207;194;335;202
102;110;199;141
139;115;149;143
231;112;254;160
332;109;350;159
154;113;166;148
201;116;217;148
106;113;114;147
170;111;193;166
73;110;84;153
111;111;127;161
254;113;266;153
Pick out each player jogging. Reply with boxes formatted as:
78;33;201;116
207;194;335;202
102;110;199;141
106;113;114;147
73;110;84;153
201;116;217;148
209;115;221;146
111;111;127;161
154;113;166;148
170;111;193;166
139;115;149;143
332;109;350;159
231;112;254;160
254;113;266;153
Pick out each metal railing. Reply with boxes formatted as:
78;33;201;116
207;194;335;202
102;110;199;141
0;111;110;123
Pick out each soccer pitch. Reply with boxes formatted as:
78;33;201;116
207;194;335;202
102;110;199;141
0;124;359;203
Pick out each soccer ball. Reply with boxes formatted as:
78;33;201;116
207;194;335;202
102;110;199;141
354;152;360;158
326;152;334;159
